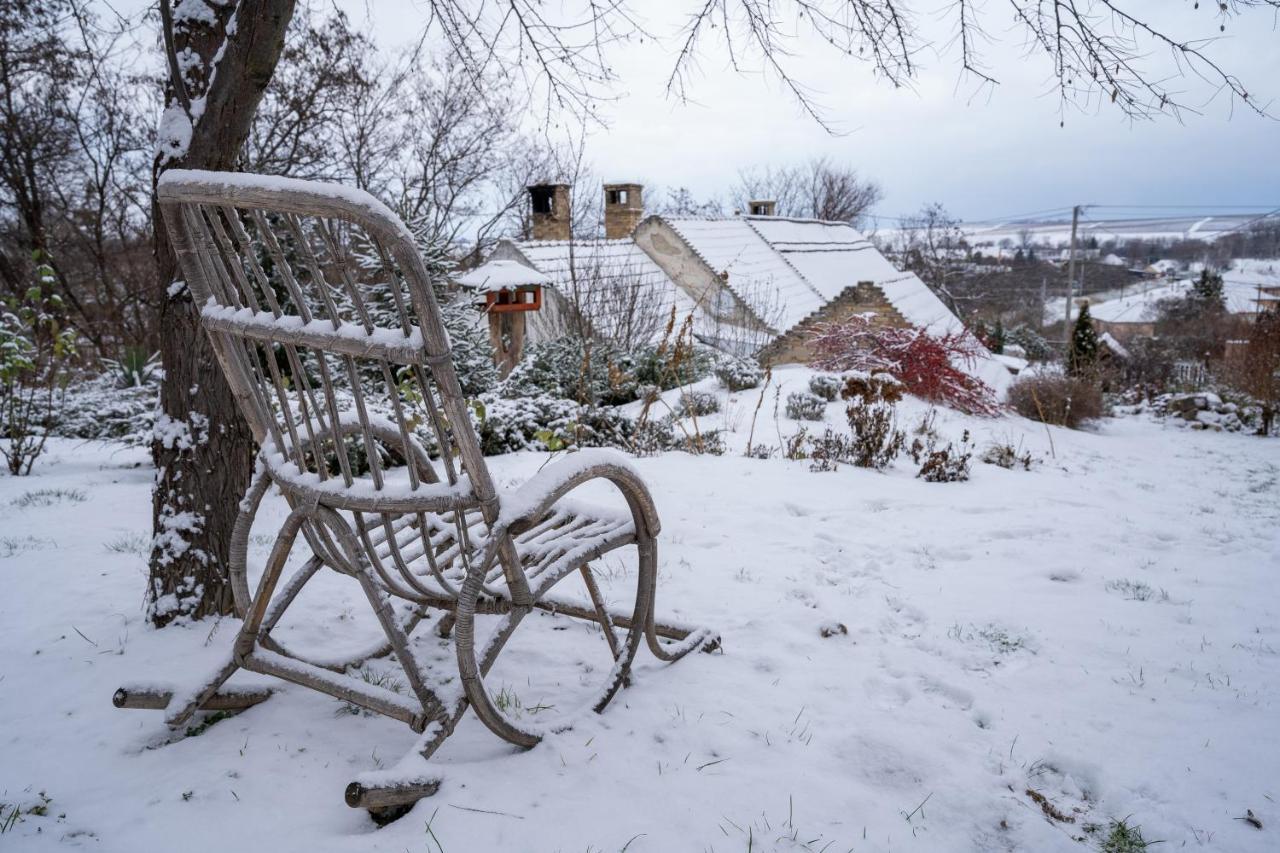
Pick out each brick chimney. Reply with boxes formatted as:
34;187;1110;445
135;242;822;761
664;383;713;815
529;183;571;241
748;199;777;217
603;182;644;239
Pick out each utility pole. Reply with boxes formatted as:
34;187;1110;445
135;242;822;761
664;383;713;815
1064;205;1081;344
1040;276;1047;333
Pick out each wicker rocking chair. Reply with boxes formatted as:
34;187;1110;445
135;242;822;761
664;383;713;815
114;170;717;817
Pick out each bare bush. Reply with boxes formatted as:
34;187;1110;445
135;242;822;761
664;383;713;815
1224;309;1280;435
1008;374;1104;429
915;430;974;483
842;397;905;470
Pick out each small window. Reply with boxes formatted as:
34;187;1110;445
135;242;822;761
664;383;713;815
530;186;554;214
607;188;628;206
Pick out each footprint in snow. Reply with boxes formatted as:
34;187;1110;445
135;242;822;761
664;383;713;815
862;676;913;709
917;676;975;711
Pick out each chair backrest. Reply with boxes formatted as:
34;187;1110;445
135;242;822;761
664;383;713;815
158;170;497;517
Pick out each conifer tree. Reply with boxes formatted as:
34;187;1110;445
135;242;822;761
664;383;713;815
991;318;1006;355
1192;269;1226;311
971;318;989;348
1068;302;1100;376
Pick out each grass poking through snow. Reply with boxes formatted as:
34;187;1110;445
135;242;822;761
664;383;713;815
0;536;54;559
1101;817;1153;852
105;532;150;555
1106;579;1170;602
10;488;86;509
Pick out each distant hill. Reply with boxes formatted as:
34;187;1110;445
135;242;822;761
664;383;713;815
959;213;1274;248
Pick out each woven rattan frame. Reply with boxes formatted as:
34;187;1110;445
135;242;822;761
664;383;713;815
114;170;717;817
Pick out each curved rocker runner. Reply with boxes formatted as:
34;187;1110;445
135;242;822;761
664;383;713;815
113;170;719;818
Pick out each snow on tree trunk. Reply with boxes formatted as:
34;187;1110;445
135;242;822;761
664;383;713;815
147;0;295;626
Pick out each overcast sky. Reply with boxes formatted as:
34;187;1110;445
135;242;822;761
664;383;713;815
123;0;1280;222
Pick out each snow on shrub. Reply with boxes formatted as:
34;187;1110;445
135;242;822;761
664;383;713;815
474;393;630;455
676;389;720;418
803;372;906;471
840;371;903;405
630;415;724;457
808;316;999;416
714;355;764;392
786;391;826;421
502;337;714;407
807;374;843;401
53;372;157;447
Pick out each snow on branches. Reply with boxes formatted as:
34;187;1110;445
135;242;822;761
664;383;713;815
808;315;1000;416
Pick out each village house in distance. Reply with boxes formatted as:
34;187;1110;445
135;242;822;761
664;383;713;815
477;182;1000;378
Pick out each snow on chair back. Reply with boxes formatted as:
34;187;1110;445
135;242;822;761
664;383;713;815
156;170;496;517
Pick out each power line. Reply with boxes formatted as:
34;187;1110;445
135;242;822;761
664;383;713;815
1088;204;1280;211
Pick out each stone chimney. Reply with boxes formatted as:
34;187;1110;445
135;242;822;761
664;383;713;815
529;183;571;241
603;182;644;239
748;200;777;217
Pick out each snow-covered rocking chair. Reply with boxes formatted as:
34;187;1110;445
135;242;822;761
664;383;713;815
114;170;717;818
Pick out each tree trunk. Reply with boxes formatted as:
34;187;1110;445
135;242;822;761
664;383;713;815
147;0;295;626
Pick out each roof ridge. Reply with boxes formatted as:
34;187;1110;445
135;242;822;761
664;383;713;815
742;218;827;304
743;214;859;227
659;216;782;335
516;237;636;248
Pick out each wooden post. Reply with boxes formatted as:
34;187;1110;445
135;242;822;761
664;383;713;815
488;311;527;378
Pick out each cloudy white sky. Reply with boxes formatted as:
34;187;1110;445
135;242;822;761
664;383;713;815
125;1;1280;222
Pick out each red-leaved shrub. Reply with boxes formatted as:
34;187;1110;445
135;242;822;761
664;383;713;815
808;317;1000;416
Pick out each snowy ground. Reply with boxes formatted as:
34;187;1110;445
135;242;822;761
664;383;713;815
2;368;1278;852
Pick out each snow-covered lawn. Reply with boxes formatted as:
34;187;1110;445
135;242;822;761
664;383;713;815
2;372;1278;851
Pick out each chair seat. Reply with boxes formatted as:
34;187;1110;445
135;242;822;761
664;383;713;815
360;497;637;602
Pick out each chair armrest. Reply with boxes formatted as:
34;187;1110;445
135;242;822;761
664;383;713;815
497;449;661;539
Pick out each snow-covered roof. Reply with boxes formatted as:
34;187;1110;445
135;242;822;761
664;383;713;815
663;217;822;332
504;238;703;336
742;216;967;339
452;259;550;293
1099;331;1131;359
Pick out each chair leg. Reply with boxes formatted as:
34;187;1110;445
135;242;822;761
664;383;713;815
579;563;622;661
344;701;465;813
637;531;720;662
164;506;307;728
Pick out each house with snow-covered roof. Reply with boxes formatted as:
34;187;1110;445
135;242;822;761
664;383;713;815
634;211;977;365
487;232;712;351
483;181;1003;388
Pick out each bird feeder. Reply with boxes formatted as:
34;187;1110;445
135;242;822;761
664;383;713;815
452;259;552;377
483;285;543;313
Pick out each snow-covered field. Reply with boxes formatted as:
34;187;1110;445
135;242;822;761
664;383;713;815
1057;260;1278;325
2;369;1278;852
